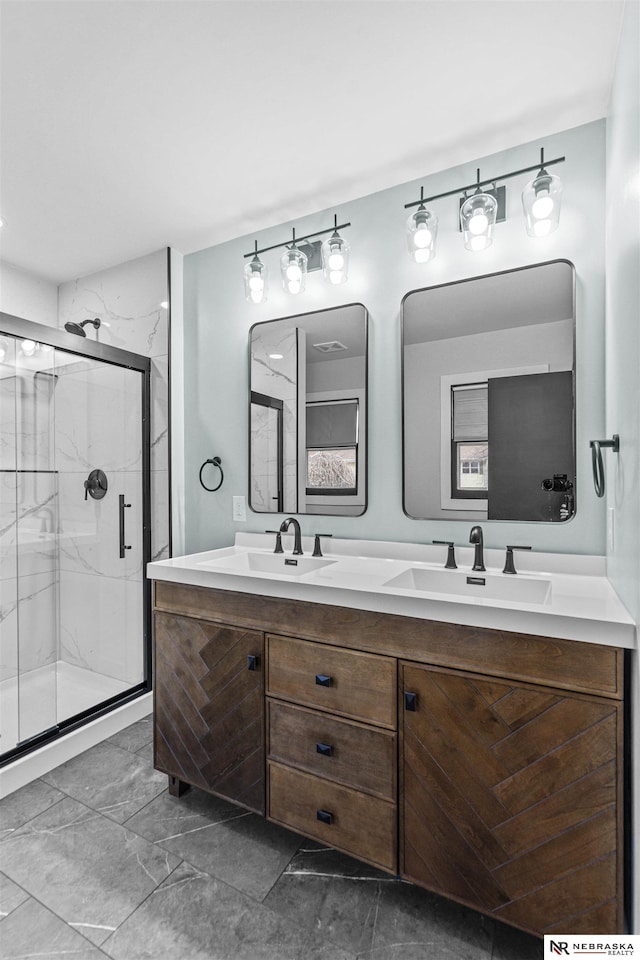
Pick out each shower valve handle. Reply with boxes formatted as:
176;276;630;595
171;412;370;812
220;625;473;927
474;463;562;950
84;469;108;501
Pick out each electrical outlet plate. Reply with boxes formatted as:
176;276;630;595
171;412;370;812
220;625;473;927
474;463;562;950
233;496;246;522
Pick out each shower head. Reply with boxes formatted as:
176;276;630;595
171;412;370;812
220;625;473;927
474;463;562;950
64;318;101;337
64;322;86;337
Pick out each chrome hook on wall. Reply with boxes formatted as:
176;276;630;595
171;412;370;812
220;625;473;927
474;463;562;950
589;435;619;498
199;455;224;492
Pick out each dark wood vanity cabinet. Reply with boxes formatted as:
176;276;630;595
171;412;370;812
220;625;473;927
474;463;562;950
400;661;623;935
266;634;398;873
152;580;625;937
154;609;265;814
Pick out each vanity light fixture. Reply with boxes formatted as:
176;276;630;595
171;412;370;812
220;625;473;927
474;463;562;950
522;148;563;238
460;172;498;252
406;187;438;263
321;215;350;283
405;148;565;255
21;339;37;357
243;215;351;302
280;230;308;295
244;242;268;304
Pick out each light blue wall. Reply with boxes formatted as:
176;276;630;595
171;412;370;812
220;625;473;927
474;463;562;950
606;0;640;623
184;120;607;556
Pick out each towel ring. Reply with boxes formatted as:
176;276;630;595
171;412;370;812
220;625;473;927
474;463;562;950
589;435;619;498
199;456;224;492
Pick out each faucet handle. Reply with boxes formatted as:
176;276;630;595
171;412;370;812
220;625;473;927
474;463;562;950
432;540;457;570
503;545;532;575
265;530;284;554
312;533;332;558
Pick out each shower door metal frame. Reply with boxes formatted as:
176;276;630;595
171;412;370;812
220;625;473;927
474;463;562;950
0;311;152;764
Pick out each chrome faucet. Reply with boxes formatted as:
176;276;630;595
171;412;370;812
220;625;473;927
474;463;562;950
279;517;303;555
469;525;485;572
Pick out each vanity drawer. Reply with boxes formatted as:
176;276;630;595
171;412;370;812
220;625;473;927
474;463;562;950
268;761;397;873
267;698;396;800
267;635;396;729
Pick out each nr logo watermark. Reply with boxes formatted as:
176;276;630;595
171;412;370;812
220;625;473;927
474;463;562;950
545;936;638;957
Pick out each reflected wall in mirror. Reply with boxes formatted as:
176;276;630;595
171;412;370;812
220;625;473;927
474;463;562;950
249;303;367;516
402;260;575;522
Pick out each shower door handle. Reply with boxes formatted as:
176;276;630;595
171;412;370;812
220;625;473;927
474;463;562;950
119;494;132;559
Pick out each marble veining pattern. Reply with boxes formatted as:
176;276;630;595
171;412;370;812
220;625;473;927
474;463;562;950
2;249;169;762
0;717;542;960
0;795;179;946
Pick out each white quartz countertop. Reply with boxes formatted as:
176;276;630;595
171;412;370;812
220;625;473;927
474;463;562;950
147;533;636;649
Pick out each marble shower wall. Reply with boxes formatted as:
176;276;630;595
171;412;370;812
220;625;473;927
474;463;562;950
0;338;58;694
56;249;169;680
53;358;144;684
57;248;169;563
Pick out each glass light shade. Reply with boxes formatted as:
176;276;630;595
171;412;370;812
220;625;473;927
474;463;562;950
244;255;268;304
460;192;497;251
406;207;438;263
21;339;37;356
522;171;562;238
321;232;350;284
280;246;307;295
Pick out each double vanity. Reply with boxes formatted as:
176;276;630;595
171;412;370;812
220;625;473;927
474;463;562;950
148;531;634;939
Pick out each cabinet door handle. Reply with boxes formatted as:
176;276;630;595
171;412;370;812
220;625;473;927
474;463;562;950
316;742;333;757
316;809;333;825
315;674;332;687
247;655;260;671
404;691;418;711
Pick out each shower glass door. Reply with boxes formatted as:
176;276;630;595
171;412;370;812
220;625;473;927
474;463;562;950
53;349;145;728
0;319;150;760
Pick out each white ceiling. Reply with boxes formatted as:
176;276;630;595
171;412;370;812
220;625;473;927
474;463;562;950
0;0;624;285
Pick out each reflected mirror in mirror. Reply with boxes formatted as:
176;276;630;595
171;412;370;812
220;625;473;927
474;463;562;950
249;303;367;516
402;260;575;522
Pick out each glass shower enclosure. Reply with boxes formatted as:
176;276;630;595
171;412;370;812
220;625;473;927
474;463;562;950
0;313;151;762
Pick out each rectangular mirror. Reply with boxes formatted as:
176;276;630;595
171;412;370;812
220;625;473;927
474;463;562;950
249;303;368;516
402;260;575;522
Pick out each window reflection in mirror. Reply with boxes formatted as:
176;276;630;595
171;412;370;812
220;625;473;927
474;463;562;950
402;260;575;522
249;303;367;516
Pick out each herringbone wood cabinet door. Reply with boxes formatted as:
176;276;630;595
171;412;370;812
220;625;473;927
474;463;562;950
154;612;265;814
401;662;622;936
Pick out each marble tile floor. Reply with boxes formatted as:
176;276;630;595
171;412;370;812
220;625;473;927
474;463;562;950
0;715;542;960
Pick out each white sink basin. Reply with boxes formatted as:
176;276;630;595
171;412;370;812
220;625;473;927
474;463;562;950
383;567;552;605
198;551;337;577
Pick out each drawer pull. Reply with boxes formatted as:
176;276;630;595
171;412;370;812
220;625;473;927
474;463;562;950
247;655;260;671
316;742;333;757
316;808;333;825
404;691;418;711
315;674;332;687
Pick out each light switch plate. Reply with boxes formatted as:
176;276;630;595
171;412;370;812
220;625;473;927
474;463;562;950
233;496;246;522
